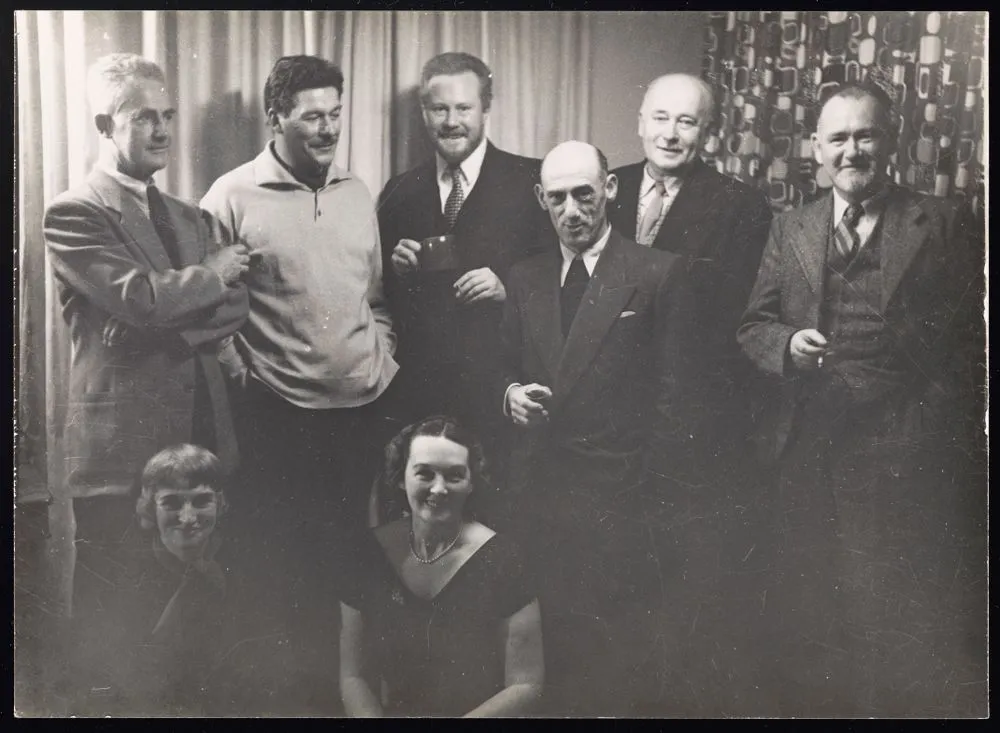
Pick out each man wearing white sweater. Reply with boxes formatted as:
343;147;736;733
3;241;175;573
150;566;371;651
201;58;397;678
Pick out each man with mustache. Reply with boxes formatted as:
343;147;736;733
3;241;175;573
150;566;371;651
606;72;773;714
200;56;397;703
377;52;551;504
738;83;985;715
43;52;249;620
500;140;698;715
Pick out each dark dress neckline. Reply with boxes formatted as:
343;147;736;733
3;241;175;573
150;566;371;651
380;530;499;603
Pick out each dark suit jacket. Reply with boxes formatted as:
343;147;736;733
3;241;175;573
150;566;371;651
737;185;984;467
377;141;552;427
44;169;249;497
500;229;698;498
609;159;772;447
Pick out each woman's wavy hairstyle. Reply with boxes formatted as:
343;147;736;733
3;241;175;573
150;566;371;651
134;444;229;531
379;415;490;521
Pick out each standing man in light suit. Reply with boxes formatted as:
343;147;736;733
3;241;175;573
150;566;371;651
738;83;985;716
500;140;699;716
44;52;250;619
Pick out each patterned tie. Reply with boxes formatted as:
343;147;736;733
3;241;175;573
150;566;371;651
561;255;590;338
834;203;864;261
636;179;666;246
146;184;183;269
443;166;465;230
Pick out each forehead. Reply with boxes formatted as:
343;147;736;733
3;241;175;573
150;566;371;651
541;153;602;192
289;86;342;112
424;71;483;102
408;435;470;465
817;95;883;133
118;77;173;113
153;484;217;500
643;78;708;118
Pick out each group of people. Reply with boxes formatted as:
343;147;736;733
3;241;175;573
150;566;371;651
39;48;985;718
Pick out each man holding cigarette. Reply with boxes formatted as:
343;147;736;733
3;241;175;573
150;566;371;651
737;83;985;715
500;141;699;715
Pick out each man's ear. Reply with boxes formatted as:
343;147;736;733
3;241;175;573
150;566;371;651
605;172;619;203
810;132;823;166
534;183;548;211
267;108;282;134
95;114;113;138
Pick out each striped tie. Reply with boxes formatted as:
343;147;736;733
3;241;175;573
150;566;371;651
444;166;465;230
834;203;864;261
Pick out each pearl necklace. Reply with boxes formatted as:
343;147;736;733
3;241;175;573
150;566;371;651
409;527;462;564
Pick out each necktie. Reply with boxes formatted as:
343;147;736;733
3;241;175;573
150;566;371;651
561;255;590;338
636;179;666;246
146;184;183;269
443;166;465;230
834;203;864;261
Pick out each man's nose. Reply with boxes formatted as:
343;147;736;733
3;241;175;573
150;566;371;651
429;476;447;494
563;196;581;218
444;108;461;127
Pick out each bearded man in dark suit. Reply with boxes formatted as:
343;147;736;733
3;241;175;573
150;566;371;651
377;52;551;499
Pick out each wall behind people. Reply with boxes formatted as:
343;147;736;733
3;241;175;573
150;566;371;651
589;12;705;169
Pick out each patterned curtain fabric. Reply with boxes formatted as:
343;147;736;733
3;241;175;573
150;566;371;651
700;11;985;216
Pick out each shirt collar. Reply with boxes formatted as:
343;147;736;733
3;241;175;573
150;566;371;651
560;223;612;274
94;158;154;198
253;140;351;189
640;164;684;199
832;186;888;221
436;136;489;187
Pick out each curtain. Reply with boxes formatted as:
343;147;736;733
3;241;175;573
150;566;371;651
700;11;986;216
14;9;592;615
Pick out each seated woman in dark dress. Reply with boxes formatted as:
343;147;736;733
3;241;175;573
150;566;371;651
339;416;544;718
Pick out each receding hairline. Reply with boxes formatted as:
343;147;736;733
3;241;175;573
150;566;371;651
815;86;894;132
540;142;609;185
640;73;715;119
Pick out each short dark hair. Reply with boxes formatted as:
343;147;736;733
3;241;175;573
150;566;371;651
594;146;609;181
136;444;227;530
264;55;344;117
817;82;896;132
420;52;493;111
379;415;490;522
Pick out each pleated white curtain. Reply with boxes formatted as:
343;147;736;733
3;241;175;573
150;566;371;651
15;9;592;614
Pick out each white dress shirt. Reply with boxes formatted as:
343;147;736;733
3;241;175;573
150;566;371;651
636;166;683;244
832;187;886;251
435;137;489;213
559;223;612;285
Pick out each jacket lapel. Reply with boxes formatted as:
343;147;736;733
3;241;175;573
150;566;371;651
88;169;173;272
790;193;832;295
653;160;713;253
524;252;564;381
554;233;636;404
611;163;642;240
878;188;927;311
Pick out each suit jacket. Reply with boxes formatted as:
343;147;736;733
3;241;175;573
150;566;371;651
378;141;552;424
609;159;773;445
737;185;984;466
44;169;249;497
500;229;699;498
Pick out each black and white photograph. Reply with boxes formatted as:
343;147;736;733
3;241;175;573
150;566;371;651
13;9;987;718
